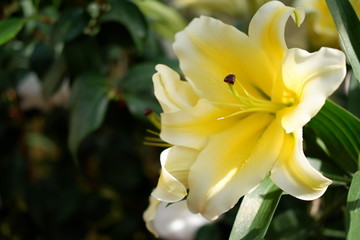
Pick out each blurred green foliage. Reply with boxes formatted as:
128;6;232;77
0;0;172;239
0;0;359;239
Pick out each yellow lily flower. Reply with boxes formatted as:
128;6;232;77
145;0;346;230
295;0;360;49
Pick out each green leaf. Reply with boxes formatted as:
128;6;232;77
346;171;360;240
101;0;147;52
326;0;360;84
63;37;102;75
347;72;360;118
134;0;186;40
268;207;315;240
119;59;179;120
307;157;351;185
229;176;282;240
307;100;360;173
51;8;88;43
68;72;110;156
29;42;55;76
0;18;26;45
120;62;160;120
42;54;67;99
195;223;222;240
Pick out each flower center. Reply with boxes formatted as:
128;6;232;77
217;74;288;120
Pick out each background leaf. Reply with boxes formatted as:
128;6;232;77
307;100;360;173
51;8;88;43
346;171;360;240
1;0;359;239
134;0;187;40
119;59;179;120
326;0;360;84
0;18;26;45
42;54;67;99
229;176;282;240
68;72;110;156
63;37;102;75
101;0;147;52
347;72;360;118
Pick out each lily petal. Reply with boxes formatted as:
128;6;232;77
187;114;284;220
249;1;305;68
152;146;198;202
143;196;161;238
144;197;209;240
270;129;332;200
279;47;346;133
153;64;199;113
160;98;238;150
173;16;274;101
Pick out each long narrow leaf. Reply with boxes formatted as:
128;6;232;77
346;171;360;240
229;176;282;240
307;100;360;173
326;0;360;84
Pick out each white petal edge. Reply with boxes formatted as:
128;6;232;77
279;47;346;133
249;1;305;60
143;196;161;237
153;64;199;113
270;129;332;200
152;200;209;240
144;197;209;239
152;146;198;202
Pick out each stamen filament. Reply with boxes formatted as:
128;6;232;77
145;109;161;130
145;136;164;142
144;130;172;147
219;74;287;120
227;83;242;100
217;106;279;120
143;141;172;147
211;102;246;107
146;129;160;136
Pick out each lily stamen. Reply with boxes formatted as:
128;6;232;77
218;74;286;120
143;129;172;147
145;108;161;130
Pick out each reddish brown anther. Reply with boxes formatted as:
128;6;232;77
144;108;154;116
224;74;236;85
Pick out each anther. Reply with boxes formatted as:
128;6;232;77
144;108;154;117
224;74;236;85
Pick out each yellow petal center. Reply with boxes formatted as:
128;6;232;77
216;74;293;120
